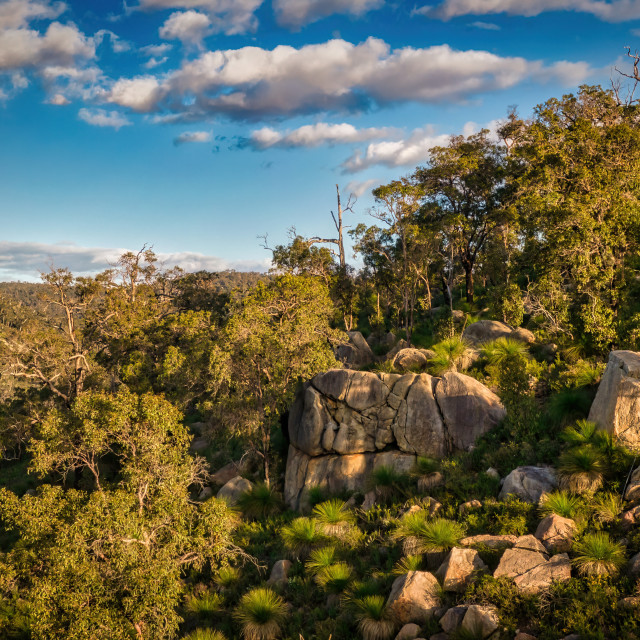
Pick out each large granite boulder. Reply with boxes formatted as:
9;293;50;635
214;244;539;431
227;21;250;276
463;320;535;346
535;514;577;553
499;466;557;503
386;571;441;625
392;348;435;372
589;350;640;451
461;605;499;638
435;547;487;592
336;331;375;368
285;369;506;509
216;476;254;505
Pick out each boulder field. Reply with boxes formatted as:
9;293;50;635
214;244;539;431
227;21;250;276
284;368;505;510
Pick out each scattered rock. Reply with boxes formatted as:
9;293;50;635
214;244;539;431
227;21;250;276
267;560;292;587
386;571;441;625
367;331;396;351
422;497;443;516
625;466;640;503
514;634;537;640
514;535;548;554
418;471;444;492
216;476;254;505
485;467;500;480
494;548;548;580
189;421;206;435
197;486;213;501
535;514;577;553
189;437;209;453
395;623;422;640
210;460;246;486
463;320;534;346
429;635;447;640
461;605;499;638
459;499;482;515
619;596;640;609
460;534;518;549
393;348;435;372
627;551;640;578
439;606;468;634
435;547;487;592
560;635;580;640
362;490;377;510
336;331;376;368
513;553;571;593
402;504;423;517
499;466;557;503
386;339;410;361
588;350;640;450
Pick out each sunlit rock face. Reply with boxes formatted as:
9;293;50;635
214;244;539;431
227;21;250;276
589;350;640;451
285;368;505;510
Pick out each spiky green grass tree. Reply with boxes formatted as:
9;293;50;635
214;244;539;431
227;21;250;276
234;588;287;640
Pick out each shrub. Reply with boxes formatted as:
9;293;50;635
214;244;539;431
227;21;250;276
237;483;283;520
419;518;466;553
185;591;224;622
561;420;600;447
281;517;327;559
558;446;606;493
234;588;288;640
482;337;530;366
312;500;356;538
368;465;406;500
572;533;626;576
392;555;423;575
214;566;240;589
391;509;430;555
183;630;228;640
304;546;337;577
539;491;580;519
353;595;395;640
591;492;623;523
315;562;353;594
547;388;592;426
429;336;471;374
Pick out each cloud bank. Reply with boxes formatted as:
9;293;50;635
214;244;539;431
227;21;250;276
273;0;384;28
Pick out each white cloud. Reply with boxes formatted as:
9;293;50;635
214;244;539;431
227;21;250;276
0;21;95;70
104;38;593;120
0;0;66;30
423;0;640;22
78;107;132;129
0;241;268;281
136;0;263;35
273;0;384;28
159;10;211;46
143;56;168;69
344;178;378;197
174;130;212;144
247;122;400;149
47;92;69;104
469;20;500;29
140;43;173;57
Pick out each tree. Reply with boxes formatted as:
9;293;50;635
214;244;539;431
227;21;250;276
414;130;508;303
0;389;239;639
214;274;344;485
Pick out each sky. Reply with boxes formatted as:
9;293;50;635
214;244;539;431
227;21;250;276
0;0;638;281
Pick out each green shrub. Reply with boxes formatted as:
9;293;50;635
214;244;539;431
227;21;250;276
312;500;356;538
429;336;471;374
591;492;623;523
547;388;592;426
368;465;407;500
214;566;240;589
558;447;606;493
183;630;228;640
391;555;423;575
315;562;353;594
237;483;283;520
281;517;327;559
352;595;395;640
539;491;580;519
185;591;224;622
234;588;287;640
572;533;626;576
305;547;337;577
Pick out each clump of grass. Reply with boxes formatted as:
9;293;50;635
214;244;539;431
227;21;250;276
539;491;580;519
305;546;337;577
547;388;592;426
306;486;327;508
315;562;353;594
481;337;529;365
185;591;224;622
312;499;356;538
368;465;406;500
391;509;430;556
561;420;600;447
281;517;327;559
412;457;441;492
392;555;423;575
572;532;626;576
183;630;228;640
420;518;465;553
234;588;288;640
558;446;606;493
591;492;623;523
353;595;395;640
429;336;471;374
237;483;283;520
214;566;240;589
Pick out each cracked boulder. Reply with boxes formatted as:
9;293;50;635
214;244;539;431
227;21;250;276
386;571;441;625
435;547;487;592
499;466;557;503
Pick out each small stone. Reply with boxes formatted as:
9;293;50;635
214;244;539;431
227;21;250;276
459;499;482;515
628;551;640;578
435;547;487;592
486;467;500;480
197;486;213;501
461;534;517;549
267;559;292;587
362;490;377;510
189;436;209;452
534;514;577;553
439;606;467;634
515;535;549;555
461;605;499;638
395;623;422;640
514;634;537;640
216;476;254;505
386;571;441;625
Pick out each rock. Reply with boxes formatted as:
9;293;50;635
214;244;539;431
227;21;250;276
499;466;557;503
621;505;640;530
535;514;577;553
514;535;548;554
210;460;246;486
459;499;482;515
435;547;487;592
216;476;254;505
560;636;580;640
627;551;640;578
267;559;292;587
368;331;396;350
439;606;468;634
362;490;377;510
429;635;448;640
514;634;537;640
189;421;206;435
284;445;416;510
494;548;548;580
619;596;640;609
460;534;518;549
435;372;506;452
588;350;640;450
386;571;441;625
402;504;423;517
486;467;500;480
189;436;209;453
393;348;433;372
625;466;640;502
418;472;444;492
395;623;422;640
513;553;571;593
461;605;499;638
422;497;443;516
463;320;534;346
336;330;376;368
386;339;410;361
197;486;213;501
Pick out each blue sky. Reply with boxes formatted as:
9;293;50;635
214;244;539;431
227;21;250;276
0;0;638;280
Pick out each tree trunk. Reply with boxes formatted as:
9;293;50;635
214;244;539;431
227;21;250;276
464;265;474;303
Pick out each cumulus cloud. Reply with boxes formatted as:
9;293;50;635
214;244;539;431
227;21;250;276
103;38;593;120
0;0;66;30
47;92;69;104
273;0;384;28
245;122;400;149
422;0;640;22
139;43;172;69
136;0;263;35
0;241;268;281
78;107;132;129
344;178;378;197
159;10;211;46
173;130;212;144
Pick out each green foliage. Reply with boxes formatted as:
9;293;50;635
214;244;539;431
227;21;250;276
558;446;606;493
315;562;353;594
572;533;626;576
429;336;471;374
482;337;531;396
185;591;224;622
305;547;338;577
352;595;395;640
392;555;423;575
539;491;581;519
368;465;407;500
234;588;287;640
237;484;283;520
591;492;623;524
183;630;228;640
214;566;240;589
547;388;593;426
312;500;356;538
281;517;327;559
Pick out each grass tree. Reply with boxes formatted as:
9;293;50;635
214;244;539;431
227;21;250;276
237;483;283;520
572;533;626;576
539;491;580;519
353;595;395;640
312;499;357;539
428;336;471;375
234;588;288;640
281;517;327;559
558;447;606;493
